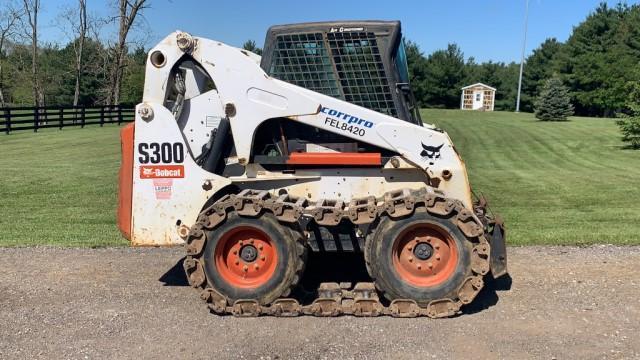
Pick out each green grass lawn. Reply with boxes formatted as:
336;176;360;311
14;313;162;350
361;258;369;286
0;110;639;247
422;109;640;245
0;125;126;247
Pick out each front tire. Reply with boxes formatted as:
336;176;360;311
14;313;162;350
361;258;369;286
365;208;473;306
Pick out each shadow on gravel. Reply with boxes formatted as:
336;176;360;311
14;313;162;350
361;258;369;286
159;257;189;286
156;253;513;315
460;274;513;315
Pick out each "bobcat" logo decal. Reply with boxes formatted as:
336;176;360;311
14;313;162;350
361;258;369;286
421;143;444;161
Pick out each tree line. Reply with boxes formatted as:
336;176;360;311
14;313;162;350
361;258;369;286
0;1;638;118
0;0;148;108
406;2;640;117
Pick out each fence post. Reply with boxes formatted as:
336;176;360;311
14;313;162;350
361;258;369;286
81;106;86;128
59;107;64;130
4;108;10;134
34;108;39;133
100;106;105;127
117;105;123;126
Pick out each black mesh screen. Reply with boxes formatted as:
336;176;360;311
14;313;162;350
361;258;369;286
327;32;396;117
268;31;397;117
268;33;341;98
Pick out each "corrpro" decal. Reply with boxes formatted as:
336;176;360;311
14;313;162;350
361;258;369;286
321;106;373;137
321;107;374;128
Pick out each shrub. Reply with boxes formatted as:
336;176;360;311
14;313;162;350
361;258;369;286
534;77;574;121
617;116;640;148
617;81;640;149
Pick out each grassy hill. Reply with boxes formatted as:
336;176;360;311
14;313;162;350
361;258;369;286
0;109;638;246
422;109;640;245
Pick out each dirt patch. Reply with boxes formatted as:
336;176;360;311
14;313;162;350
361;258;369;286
0;246;639;359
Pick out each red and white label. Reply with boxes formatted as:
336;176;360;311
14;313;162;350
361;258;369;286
153;179;173;200
140;165;185;179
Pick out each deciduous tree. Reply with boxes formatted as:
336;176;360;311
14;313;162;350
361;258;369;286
107;0;148;105
0;1;20;106
58;0;88;106
21;0;42;107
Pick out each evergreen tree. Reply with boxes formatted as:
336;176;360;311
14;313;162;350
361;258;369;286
560;3;640;117
616;81;640;148
534;76;574;121
422;43;466;108
405;40;429;107
617;115;640;148
521;38;563;112
242;40;262;55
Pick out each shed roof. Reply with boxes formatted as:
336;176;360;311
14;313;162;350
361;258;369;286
461;82;496;91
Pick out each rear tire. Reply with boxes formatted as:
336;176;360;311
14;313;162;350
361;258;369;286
365;208;472;306
202;211;306;305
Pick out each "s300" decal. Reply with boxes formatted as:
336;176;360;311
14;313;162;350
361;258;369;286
138;142;184;164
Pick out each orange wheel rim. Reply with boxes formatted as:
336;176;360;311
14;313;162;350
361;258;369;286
391;223;458;287
214;226;278;289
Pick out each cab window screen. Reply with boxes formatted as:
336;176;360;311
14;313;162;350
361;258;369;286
268;33;341;98
327;31;397;117
268;31;399;117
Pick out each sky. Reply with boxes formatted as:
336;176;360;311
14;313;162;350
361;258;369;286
36;0;636;63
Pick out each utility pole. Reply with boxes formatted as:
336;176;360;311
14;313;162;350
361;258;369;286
515;0;530;112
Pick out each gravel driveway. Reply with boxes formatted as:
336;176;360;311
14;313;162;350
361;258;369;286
0;246;639;359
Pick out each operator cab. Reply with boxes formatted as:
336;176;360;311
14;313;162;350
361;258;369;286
161;22;423;176
260;20;422;126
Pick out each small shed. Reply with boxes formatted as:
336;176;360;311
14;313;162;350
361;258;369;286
460;83;496;111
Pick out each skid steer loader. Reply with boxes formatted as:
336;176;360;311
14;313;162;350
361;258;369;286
117;21;507;318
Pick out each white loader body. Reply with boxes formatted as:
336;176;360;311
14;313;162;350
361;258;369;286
119;32;472;246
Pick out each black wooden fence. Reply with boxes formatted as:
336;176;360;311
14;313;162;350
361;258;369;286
0;105;135;134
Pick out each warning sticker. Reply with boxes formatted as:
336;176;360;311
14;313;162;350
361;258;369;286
153;179;173;200
140;165;185;179
206;115;222;128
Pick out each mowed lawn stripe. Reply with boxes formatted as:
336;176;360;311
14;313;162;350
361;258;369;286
1;111;639;247
0;126;125;247
424;109;640;245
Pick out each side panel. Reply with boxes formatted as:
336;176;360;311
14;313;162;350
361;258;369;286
234;168;432;202
117;123;135;240
279;86;474;208
130;104;231;246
